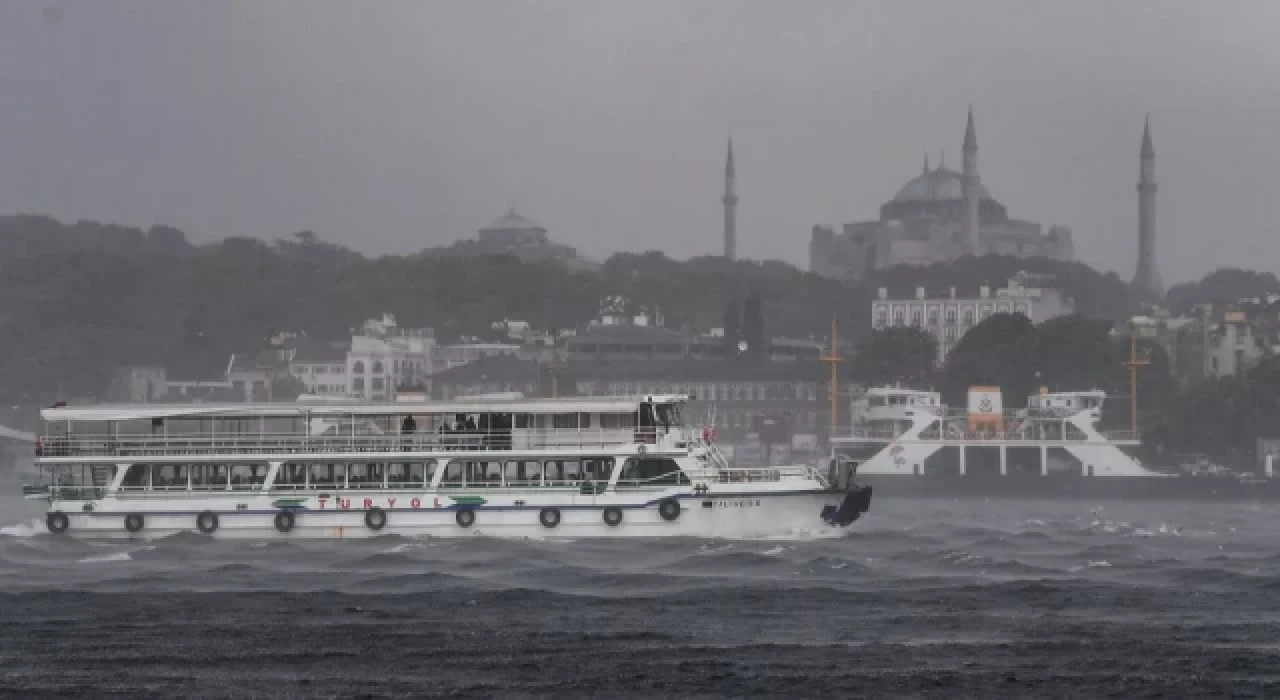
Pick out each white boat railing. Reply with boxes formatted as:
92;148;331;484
36;428;665;458
832;428;1140;444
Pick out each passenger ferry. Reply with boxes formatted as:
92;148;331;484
830;386;1280;500
23;395;872;539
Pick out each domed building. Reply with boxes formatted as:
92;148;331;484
440;209;595;270
810;110;1073;280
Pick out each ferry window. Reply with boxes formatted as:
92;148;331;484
515;414;533;429
150;464;180;489
347;463;377;488
578;413;592;429
230;464;262;489
553;413;578;429
276;463;306;487
599;413;636;429
542;459;581;482
439;460;465;487
620;458;688;485
582;458;615;481
192;465;228;490
310;464;337;486
120;464;148;489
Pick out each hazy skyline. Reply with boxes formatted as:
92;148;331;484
1;1;1278;285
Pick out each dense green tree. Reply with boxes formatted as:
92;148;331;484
940;313;1039;405
848;327;937;388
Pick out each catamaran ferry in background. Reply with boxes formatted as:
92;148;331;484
23;395;872;540
830;386;1280;500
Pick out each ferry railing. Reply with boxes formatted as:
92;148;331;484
36;428;661;458
831;428;1139;443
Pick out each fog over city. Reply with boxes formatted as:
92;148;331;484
0;1;1276;283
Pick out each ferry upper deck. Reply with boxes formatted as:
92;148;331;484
36;395;693;460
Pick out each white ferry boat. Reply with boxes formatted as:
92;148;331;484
829;386;1280;500
23;395;872;539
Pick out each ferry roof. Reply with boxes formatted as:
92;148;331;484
42;395;690;423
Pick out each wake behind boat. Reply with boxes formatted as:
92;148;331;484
23;394;872;540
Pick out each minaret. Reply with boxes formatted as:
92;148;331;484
722;138;738;260
961;107;981;254
1132;116;1162;299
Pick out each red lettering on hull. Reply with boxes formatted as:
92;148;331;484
387;498;396;508
410;498;421;509
317;499;328;509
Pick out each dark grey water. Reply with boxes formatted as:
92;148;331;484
2;472;1280;697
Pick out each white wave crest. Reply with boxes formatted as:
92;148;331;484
0;518;44;538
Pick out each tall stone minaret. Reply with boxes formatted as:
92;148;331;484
961;107;981;254
722;138;738;260
1132;116;1162;299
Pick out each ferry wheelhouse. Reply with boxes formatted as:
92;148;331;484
25;395;871;539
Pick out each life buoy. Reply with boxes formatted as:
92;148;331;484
196;511;219;534
658;498;681;521
365;507;387;531
455;508;475;528
124;513;145;533
602;507;623;527
274;510;295;533
46;512;69;534
539;507;561;528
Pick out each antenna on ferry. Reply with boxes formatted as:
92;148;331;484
820;316;843;435
1124;320;1150;436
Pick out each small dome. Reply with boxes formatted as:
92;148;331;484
892;167;992;203
480;209;545;233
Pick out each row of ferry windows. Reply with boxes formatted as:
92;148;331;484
113;458;687;490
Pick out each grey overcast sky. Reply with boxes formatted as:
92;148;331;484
0;1;1277;284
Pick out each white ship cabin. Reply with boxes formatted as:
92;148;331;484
1024;389;1105;420
36;395;693;462
850;388;944;439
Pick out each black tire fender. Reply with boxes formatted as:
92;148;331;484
455;508;475;528
124;513;145;533
539;507;561;528
274;510;295;533
602;507;623;527
196;511;219;534
364;507;387;531
46;512;69;534
658;498;681;522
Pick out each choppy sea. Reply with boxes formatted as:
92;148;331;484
1;466;1279;698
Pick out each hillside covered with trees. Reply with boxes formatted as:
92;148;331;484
0;214;1274;464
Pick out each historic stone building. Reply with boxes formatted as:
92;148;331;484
810;109;1074;281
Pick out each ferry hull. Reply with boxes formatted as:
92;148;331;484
859;473;1280;501
39;492;864;541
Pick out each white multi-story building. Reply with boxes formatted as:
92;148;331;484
871;272;1074;365
288;315;435;401
345;315;434;401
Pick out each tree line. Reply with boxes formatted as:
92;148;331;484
0;214;1272;464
